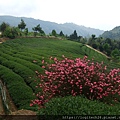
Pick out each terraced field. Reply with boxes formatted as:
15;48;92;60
0;37;119;111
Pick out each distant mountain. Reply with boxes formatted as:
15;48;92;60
0;15;104;37
101;26;120;40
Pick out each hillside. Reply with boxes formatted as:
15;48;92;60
0;38;107;111
0;15;104;37
0;37;120;116
101;26;120;40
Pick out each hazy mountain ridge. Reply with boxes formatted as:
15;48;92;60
101;26;120;40
0;15;104;37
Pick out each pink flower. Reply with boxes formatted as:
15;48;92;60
31;56;120;108
33;60;37;63
54;57;57;61
30;103;33;106
42;60;44;64
42;66;45;68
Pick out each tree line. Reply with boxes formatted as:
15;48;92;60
0;19;65;39
87;35;120;60
0;19;84;40
68;31;120;60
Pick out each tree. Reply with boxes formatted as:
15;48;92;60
3;27;18;39
91;34;96;40
59;31;64;36
18;19;26;31
99;45;104;52
0;22;10;34
111;48;120;59
69;30;78;40
79;37;87;44
103;43;111;56
92;43;98;49
24;28;28;36
72;30;78;40
32;24;45;37
52;29;57;36
106;38;112;46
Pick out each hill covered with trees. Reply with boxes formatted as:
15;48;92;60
101;26;120;40
0;15;104;37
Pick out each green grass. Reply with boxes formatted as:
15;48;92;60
0;37;120;112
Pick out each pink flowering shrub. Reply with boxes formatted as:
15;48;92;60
30;56;120;108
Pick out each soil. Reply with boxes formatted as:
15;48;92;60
0;38;9;42
10;109;36;115
0;95;5;115
5;85;17;113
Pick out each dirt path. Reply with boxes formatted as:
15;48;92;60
85;44;110;59
0;80;17;115
0;95;5;115
0;38;9;42
5;85;17;113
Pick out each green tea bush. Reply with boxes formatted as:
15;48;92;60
0;56;7;64
9;82;35;108
12;53;37;63
0;52;43;73
1;60;35;84
29;80;42;93
0;65;36;110
0;65;24;85
38;96;120;115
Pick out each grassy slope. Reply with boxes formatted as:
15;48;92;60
0;37;119;111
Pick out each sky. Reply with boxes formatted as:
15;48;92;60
0;0;120;31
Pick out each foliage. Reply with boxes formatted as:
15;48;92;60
59;31;64;36
3;27;19;39
32;24;45;37
30;56;120;108
0;65;36;109
0;38;119;111
38;96;120;115
87;35;120;60
0;22;19;38
111;48;120;59
24;28;28;36
0;22;10;33
51;29;57;36
18;19;26;31
69;30;78;40
101;26;120;40
9;83;35;108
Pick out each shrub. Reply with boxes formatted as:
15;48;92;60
0;65;36;110
9;83;35;108
30;56;120;109
1;60;35;84
0;65;25;85
38;96;120;115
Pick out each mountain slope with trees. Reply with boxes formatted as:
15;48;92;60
101;26;120;40
0;15;104;37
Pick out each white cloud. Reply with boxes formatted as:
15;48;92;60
0;0;38;16
0;0;120;30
